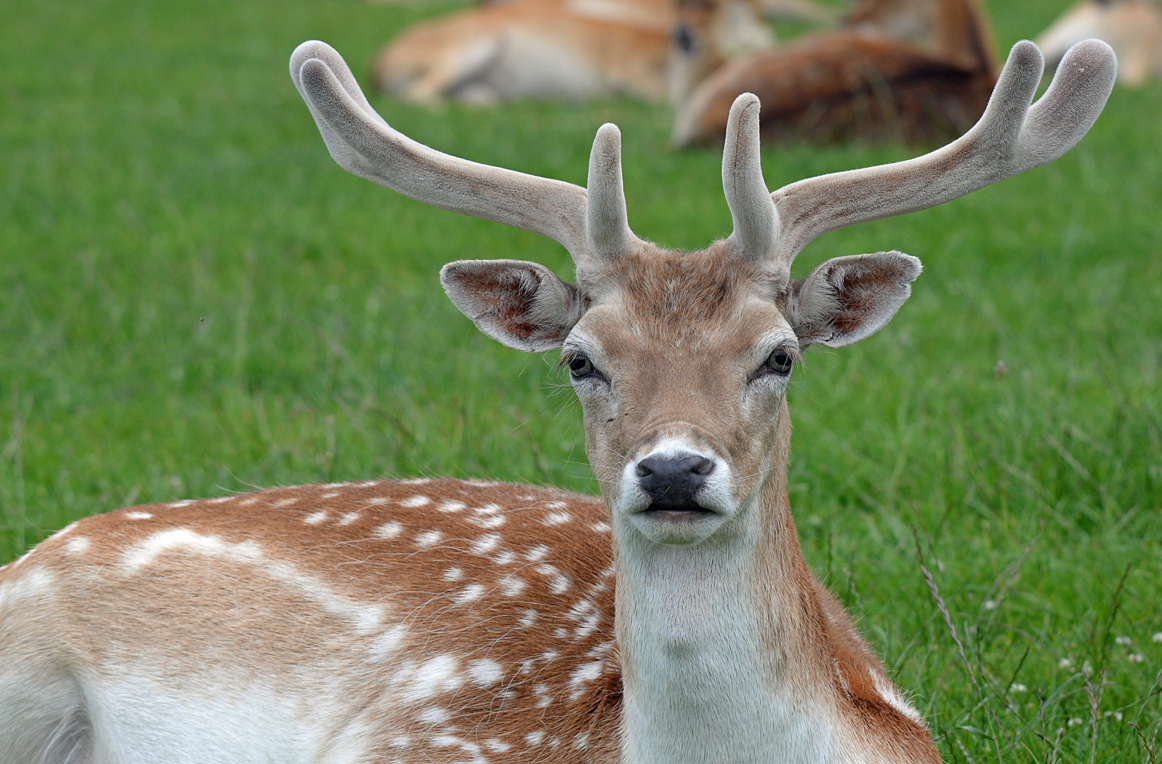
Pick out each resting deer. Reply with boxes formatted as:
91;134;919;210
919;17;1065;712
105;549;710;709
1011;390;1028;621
1036;0;1162;88
368;0;773;104
672;0;998;146
0;36;1114;764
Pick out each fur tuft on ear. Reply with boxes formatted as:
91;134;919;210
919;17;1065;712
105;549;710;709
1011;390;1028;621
440;260;588;352
784;252;921;348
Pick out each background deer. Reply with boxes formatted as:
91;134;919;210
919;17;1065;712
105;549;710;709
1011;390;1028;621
1036;0;1162;88
672;0;999;146
0;35;1115;764
368;0;774;104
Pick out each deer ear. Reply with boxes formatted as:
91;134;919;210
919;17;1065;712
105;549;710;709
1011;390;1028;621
784;252;921;348
440;260;588;352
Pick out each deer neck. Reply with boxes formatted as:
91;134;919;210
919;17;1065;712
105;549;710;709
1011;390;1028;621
610;407;841;764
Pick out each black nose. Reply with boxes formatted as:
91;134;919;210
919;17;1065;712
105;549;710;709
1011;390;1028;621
635;455;714;507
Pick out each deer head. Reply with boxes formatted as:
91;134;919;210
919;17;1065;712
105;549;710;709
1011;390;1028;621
291;37;1114;549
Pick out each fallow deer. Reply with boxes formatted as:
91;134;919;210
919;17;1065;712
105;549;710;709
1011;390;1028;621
368;0;773;104
0;36;1115;764
672;0;999;146
1036;0;1162;88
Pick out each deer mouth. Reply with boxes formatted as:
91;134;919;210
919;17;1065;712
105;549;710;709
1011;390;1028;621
640;504;718;521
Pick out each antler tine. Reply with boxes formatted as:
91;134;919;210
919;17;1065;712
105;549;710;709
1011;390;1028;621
290;41;591;265
722;93;778;264
585;124;641;268
766;39;1117;277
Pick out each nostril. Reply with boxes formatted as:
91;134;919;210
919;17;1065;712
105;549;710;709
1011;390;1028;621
690;456;714;476
635;461;654;478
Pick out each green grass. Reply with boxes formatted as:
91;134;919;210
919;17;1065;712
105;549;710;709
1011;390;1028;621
1;0;1160;759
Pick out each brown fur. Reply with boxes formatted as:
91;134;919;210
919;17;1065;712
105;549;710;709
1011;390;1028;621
1;481;624;761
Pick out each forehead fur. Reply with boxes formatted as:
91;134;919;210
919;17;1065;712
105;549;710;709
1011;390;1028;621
587;241;782;344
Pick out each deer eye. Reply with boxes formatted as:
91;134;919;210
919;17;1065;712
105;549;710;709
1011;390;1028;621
764;349;794;376
567;354;595;379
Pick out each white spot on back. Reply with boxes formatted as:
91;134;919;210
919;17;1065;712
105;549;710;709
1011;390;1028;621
568;660;604;699
443;567;464;582
415;530;442;548
499;574;526;597
65;537;90;555
272;497;299;508
542;511;572;526
408;654;463;700
368;625;408;662
467;659;504;686
437;500;466;513
376;521;403;539
454;584;485;605
401;495;431;508
338;512;361;526
125;511;153;520
418;706;450;725
536;563;570;594
0;567;56;610
518;609;538;628
470;534;501;555
525;545;549;562
304;511;328;525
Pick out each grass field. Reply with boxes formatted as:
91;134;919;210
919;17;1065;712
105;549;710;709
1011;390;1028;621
2;0;1160;759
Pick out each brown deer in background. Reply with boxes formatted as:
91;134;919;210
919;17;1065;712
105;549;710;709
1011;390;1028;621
673;0;999;146
0;36;1115;764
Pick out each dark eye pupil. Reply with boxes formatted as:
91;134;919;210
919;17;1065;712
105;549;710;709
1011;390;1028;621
568;356;593;376
767;350;793;375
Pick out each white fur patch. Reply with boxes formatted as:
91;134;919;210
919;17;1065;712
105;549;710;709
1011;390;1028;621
408;654;463;700
120;528;384;634
367;625;408;662
376;521;403;539
0;567;56;611
467;659;504;686
869;668;923;723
